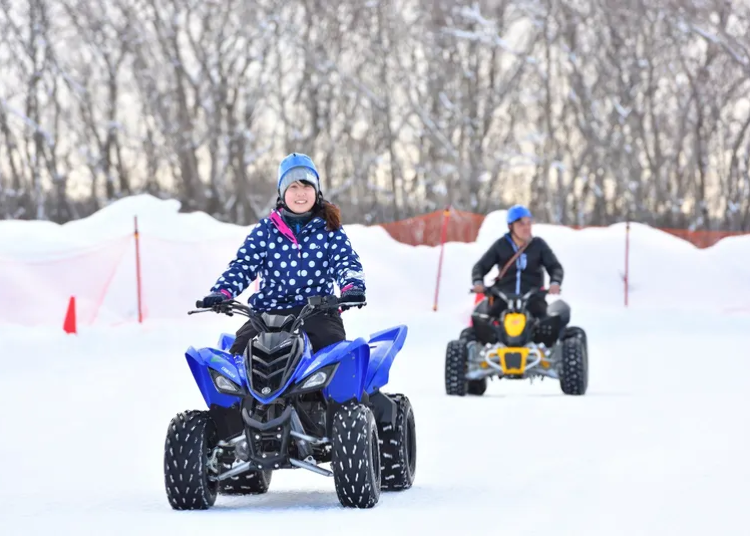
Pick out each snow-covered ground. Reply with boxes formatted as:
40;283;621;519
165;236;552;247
1;195;748;535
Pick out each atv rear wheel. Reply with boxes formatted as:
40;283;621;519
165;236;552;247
378;394;417;491
560;327;588;395
164;410;219;510
445;340;468;396
331;403;381;508
219;469;272;495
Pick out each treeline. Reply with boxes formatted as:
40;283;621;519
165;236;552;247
1;0;749;229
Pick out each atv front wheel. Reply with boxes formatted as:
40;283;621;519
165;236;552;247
331;403;381;508
378;394;417;491
445;340;468;396
459;327;476;342
560;327;588;395
467;378;487;395
457;330;488;395
219;469;272;495
164;410;219;510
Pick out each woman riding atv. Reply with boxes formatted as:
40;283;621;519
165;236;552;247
200;152;367;357
471;204;564;320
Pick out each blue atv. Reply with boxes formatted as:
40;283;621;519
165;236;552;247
164;294;417;510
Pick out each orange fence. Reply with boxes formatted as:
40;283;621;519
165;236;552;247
379;208;485;247
379;208;750;249
656;228;748;249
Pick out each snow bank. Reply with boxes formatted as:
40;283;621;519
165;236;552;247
0;194;748;326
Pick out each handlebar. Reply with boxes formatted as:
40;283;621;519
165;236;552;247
189;295;366;335
470;286;549;302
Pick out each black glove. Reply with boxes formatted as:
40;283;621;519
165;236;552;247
340;286;366;311
201;291;229;307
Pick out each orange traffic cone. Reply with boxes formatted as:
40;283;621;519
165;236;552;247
63;296;77;334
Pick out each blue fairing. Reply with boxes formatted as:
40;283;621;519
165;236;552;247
293;338;371;403
185;346;243;409
364;325;408;393
185;323;408;407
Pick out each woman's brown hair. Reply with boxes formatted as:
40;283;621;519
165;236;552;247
316;200;342;231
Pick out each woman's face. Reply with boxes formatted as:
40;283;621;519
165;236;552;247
284;181;317;213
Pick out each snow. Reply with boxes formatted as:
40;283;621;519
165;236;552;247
0;194;749;534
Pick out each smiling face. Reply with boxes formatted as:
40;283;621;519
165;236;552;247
284;181;317;213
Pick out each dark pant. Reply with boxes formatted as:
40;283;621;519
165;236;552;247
228;306;347;356
487;292;548;319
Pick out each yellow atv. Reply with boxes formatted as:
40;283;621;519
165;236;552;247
444;287;588;396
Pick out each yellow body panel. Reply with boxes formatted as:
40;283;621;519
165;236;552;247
503;313;526;337
486;347;530;375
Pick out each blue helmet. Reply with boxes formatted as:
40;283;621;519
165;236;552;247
277;153;320;197
507;204;532;225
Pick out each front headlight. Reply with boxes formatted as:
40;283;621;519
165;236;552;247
209;368;243;395
295;363;339;393
302;371;329;390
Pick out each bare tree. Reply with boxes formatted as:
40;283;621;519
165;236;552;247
0;0;748;231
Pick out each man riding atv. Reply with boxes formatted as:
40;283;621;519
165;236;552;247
444;204;588;396
471;204;563;321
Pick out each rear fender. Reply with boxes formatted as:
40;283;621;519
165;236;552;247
364;325;408;393
293;338;370;403
185;346;243;409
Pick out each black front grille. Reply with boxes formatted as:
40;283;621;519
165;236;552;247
246;332;303;397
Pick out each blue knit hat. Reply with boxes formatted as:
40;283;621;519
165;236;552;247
277;153;320;199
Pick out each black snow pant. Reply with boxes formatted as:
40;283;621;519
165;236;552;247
487;288;548;320
228;305;347;356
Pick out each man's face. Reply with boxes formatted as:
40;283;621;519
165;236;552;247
511;217;532;240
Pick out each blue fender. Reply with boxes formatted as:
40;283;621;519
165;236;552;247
294;338;371;403
185;346;244;408
364;325;408;393
217;333;236;353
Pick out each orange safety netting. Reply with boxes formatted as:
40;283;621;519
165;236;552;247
379;210;750;249
0;235;133;326
379;208;486;247
657;228;748;249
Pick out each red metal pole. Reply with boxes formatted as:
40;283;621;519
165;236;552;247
134;216;143;323
624;220;630;308
433;206;451;312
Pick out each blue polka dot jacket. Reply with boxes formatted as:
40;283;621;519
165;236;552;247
210;209;366;311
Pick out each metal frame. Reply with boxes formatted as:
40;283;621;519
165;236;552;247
465;340;561;381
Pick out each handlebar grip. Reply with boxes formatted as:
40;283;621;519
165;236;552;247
195;299;205;308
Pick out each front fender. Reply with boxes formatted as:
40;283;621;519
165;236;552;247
293;338;370;403
364;325;408;393
217;333;236;353
185;346;243;409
